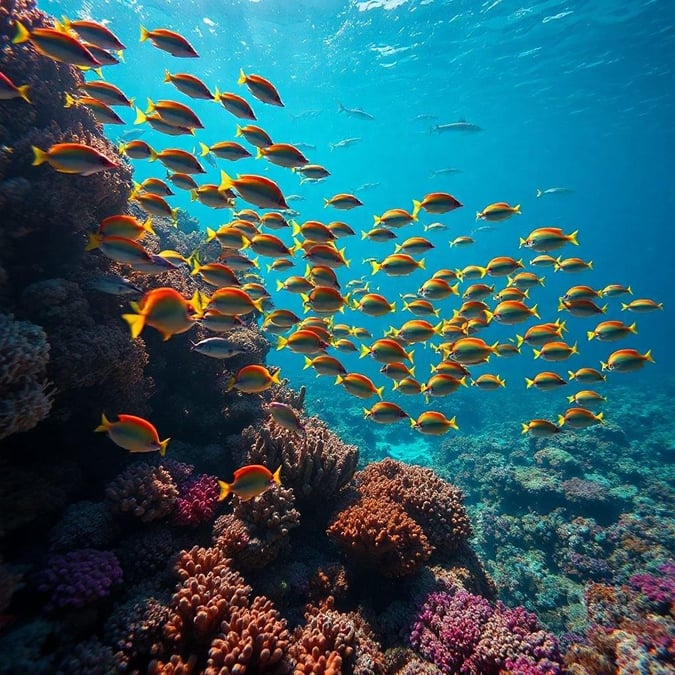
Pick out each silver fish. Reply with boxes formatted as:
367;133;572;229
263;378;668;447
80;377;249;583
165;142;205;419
536;187;574;197
414;114;438;121
432;121;483;133
285;194;305;202
292;142;317;150
430;168;462;177
338;102;374;120
329;137;362;151
356;182;380;191
291;110;321;120
132;254;180;275
87;275;143;296
191;337;245;359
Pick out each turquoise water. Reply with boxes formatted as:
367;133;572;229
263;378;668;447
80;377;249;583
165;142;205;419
49;0;673;439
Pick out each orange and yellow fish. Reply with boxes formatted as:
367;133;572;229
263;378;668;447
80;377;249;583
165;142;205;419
218;464;282;501
95;413;169;455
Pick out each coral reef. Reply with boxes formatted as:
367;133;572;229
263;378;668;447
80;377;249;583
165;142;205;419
213;484;300;570
240;415;359;515
106;462;178;523
0;312;52;441
327;459;472;579
38;549;123;611
410;585;562;673
328;495;433;577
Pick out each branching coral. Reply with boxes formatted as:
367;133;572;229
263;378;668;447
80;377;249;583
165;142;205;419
213;484;300;570
0;312;51;441
158;546;293;673
106;462;178;523
290;598;385;674
240;416;358;512
48;500;118;553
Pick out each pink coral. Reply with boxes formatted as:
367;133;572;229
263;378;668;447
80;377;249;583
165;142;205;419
174;475;220;527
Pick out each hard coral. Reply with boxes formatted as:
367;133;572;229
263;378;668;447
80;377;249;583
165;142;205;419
0;312;51;441
240;416;358;513
290;598;385;675
410;586;562;674
356;459;472;555
213;484;300;570
106;462;178;523
38;549;122;611
174;475;220;527
204;595;291;674
163;547;251;651
327;496;433;578
48;500;118;553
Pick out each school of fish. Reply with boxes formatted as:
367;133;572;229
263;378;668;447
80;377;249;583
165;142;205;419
8;14;664;475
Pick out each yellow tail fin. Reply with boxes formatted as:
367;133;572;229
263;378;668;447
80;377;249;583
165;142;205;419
217;479;231;501
94;412;111;433
122;312;145;339
31;145;49;166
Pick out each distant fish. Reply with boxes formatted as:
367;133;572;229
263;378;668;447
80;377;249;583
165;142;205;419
87;274;143;296
356;182;380;192
329;137;362;151
118;128;146;142
292;142;317;151
338;102;374;120
430;168;462;177
291;110;321;120
413;114;438;121
432;121;483;133
285;194;305;202
536;187;574;197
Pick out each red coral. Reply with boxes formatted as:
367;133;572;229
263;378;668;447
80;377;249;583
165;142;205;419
290;598;385;674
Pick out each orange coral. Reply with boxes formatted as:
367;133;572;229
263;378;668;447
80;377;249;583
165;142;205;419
327;496;433;578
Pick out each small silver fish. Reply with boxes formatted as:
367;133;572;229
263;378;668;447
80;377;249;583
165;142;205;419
432;121;483;133
291;110;321;120
191;337;245;359
118;128;146;142
329;137;362;151
414;114;438;121
292;142;317;150
430;168;462;177
536;187;574;197
132;254;180;275
356;182;380;191
285;194;305;202
423;222;448;232
337;102;374;120
88;275;143;296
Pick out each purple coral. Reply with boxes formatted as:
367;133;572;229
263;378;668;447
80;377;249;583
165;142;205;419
173;474;220;526
410;587;562;674
38;549;122;610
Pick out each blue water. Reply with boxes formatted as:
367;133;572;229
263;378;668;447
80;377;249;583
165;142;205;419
53;0;674;442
